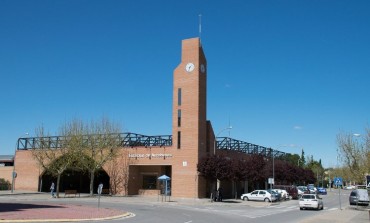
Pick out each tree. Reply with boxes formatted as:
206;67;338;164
71;118;122;196
197;155;232;182
300;149;306;167
337;129;370;184
31;125;81;198
32;118;122;197
106;149;136;195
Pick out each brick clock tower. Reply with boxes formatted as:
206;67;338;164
172;37;210;198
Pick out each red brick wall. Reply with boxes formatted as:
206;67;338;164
170;37;209;198
14;150;41;191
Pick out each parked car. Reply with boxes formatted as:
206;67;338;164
307;184;317;194
297;186;310;197
274;185;299;199
240;190;277;202
349;189;369;206
273;189;289;200
344;185;356;190
267;189;281;201
299;194;324;210
317;187;327;195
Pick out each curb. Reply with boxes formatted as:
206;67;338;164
0;212;135;223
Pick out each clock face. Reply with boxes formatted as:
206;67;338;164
185;63;195;72
200;64;206;73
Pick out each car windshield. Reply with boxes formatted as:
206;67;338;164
302;194;316;199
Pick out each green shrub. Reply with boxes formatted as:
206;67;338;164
0;178;11;190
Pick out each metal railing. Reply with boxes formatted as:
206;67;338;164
17;132;172;150
216;137;287;158
16;133;285;158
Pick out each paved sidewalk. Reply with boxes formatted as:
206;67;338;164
299;207;369;223
0;191;132;222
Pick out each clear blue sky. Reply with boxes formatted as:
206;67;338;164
1;0;369;168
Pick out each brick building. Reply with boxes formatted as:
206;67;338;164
11;37;285;198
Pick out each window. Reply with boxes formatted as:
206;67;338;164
143;175;157;189
177;109;181;127
178;88;182;106
177;131;181;149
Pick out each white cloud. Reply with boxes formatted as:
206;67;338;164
293;125;303;130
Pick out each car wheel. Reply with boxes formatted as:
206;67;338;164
321;205;324;210
264;198;270;202
300;207;303;210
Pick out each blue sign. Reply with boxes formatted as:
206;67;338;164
334;177;343;186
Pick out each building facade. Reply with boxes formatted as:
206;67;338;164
11;37;289;198
12;37;216;198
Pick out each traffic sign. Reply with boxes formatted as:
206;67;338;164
268;178;274;184
334;177;343;186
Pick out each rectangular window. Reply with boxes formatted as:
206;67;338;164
178;88;182;106
143;175;157;189
177;131;181;149
178;109;181;127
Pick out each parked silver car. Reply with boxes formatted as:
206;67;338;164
349;189;369;206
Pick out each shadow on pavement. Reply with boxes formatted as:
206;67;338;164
0;203;65;212
218;200;242;203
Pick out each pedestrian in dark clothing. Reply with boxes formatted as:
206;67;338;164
217;187;223;202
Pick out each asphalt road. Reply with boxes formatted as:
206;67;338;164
100;190;350;223
1;189;368;223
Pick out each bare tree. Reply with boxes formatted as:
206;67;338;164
31;125;79;198
106;158;123;195
106;149;136;195
77;118;122;196
32;118;122;197
121;150;136;195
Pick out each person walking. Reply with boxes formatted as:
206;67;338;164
50;182;55;198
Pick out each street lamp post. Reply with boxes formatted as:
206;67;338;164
271;144;302;189
212;126;232;200
272;149;275;190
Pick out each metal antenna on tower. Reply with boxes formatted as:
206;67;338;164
228;116;231;137
199;14;202;42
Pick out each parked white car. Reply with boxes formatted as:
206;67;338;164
241;190;277;202
299;194;324;210
345;185;356;190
